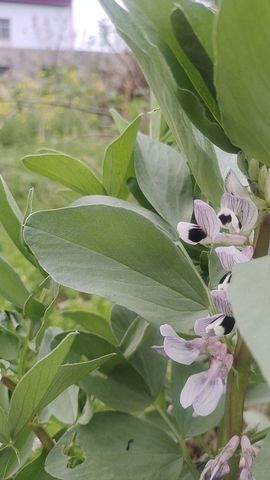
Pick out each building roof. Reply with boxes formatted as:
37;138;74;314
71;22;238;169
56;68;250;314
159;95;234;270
0;0;71;6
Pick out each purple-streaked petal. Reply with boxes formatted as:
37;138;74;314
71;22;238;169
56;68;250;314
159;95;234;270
215;246;253;271
194;200;220;239
225;169;248;198
160;324;203;364
193;377;224;416
214;232;247;245
163;336;201;365
177;222;208;245
239;468;255;480
180;371;208;409
242;245;254;259
221;193;258;233
194;314;224;337
210;462;230;480
160;324;178;337
212;290;233;316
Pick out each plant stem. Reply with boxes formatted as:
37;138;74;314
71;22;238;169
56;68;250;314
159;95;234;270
154;402;199;480
31;420;55;452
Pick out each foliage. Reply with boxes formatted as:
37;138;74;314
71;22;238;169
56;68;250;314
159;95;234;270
0;0;269;479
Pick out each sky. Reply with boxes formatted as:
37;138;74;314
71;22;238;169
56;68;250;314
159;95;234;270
72;0;115;50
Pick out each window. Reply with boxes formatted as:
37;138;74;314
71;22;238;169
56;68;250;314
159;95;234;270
0;19;10;40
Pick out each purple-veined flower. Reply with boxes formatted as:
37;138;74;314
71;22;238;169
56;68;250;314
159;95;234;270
239;436;257;480
215;246;254;272
158;324;206;365
180;353;233;416
199;435;240;479
157;324;233;416
218;193;258;235
177;199;247;246
225;169;248;198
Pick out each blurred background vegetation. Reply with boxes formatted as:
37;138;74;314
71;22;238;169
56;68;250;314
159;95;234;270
0;43;149;320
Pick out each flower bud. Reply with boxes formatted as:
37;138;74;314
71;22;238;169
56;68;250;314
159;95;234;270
265;169;270;206
248;158;260;181
258;164;268;195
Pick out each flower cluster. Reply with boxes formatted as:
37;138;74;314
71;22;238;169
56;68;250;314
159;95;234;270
199;435;257;480
156;171;258;417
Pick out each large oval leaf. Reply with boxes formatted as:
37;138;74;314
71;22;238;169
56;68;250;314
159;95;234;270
23;201;210;330
215;0;270;165
45;412;183;480
135;133;193;227
228;256;270;385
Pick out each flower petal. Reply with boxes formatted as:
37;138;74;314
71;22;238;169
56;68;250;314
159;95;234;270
194;314;224;337
225;169;248;197
215;246;253;271
152;346;167;357
205;315;235;337
160;324;178;337
163;336;201;365
215;233;247;246
193;377;224;416
194;200;220;239
160;324;201;364
221;193;258;233
177;222;208;245
211;290;233;316
214;232;247;245
180;371;208;409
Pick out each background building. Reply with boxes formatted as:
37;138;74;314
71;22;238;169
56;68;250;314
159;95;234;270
0;0;73;50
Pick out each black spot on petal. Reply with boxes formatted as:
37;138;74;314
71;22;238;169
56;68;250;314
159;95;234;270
220;316;235;335
219;272;232;286
219;213;232;225
188;227;207;243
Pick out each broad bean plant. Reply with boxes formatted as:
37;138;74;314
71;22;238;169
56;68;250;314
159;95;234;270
0;0;270;479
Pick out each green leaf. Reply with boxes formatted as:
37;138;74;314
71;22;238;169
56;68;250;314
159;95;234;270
135;133;193;227
82;363;152;413
175;0;215;61
8;333;77;438
0;257;29;308
0;176;35;265
252;433;270;479
228;256;270;385
15;452;56;480
71;195;177;240
103;115;141;198
63;310;117;344
45;412;183;480
24;201;210;330
0;428;34;480
0;406;10;443
171;7;215;100
46;385;79;425
119;316;150;359
215;0;270;165
40;354;115;408
124;0;217;118
110;306;167;398
100;0;224;206
22;153;105;196
0;326;20;361
171;362;224;438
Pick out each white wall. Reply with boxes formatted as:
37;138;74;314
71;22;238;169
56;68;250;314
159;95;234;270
0;2;73;50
